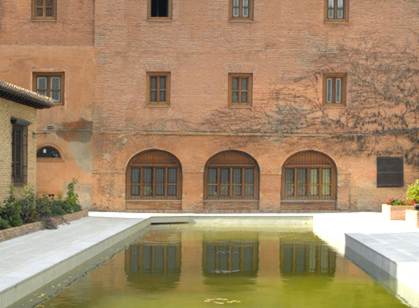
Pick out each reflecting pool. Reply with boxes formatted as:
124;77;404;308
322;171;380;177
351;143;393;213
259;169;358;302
33;225;406;308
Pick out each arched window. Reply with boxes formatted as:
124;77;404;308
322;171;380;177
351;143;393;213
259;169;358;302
37;146;61;158
204;151;259;200
126;150;182;200
282;151;337;201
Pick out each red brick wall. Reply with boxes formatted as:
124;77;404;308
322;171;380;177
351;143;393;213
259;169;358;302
0;0;418;212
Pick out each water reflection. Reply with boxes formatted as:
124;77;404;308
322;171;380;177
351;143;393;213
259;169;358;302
124;230;181;290
280;241;336;275
203;240;259;276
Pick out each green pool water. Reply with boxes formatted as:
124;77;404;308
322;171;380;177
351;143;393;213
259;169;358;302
35;225;405;308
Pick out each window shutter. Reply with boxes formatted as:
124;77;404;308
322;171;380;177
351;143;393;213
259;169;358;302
377;157;404;187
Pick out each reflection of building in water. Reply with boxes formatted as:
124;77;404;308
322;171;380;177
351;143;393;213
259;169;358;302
280;241;336;275
203;240;258;275
124;230;181;289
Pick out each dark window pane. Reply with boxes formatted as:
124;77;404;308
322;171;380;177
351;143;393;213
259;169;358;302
151;0;169;17
232;168;242;196
296;168;307;196
131;168;141;196
377;157;404;187
285;168;294;197
37;146;61;158
143;167;153;196
155;168;165;196
208;168;217;196
244;168;254;197
167;168;177;196
220;168;230;196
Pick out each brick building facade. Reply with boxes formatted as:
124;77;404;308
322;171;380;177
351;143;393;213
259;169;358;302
0;0;417;211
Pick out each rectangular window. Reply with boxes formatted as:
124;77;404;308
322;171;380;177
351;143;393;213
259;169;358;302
33;73;64;104
325;0;348;21
147;72;170;105
377;157;404;187
11;121;28;185
285;168;295;197
149;0;171;18
323;73;346;105
231;0;253;20
229;73;253;107
32;0;57;20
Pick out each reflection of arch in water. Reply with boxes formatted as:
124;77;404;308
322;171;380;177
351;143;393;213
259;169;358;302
280;240;336;275
202;240;259;277
124;241;181;290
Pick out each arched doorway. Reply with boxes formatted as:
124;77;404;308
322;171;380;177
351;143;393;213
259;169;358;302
126;150;182;200
204;150;259;201
281;151;337;208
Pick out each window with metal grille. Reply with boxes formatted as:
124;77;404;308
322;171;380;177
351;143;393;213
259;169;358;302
33;73;64;104
205;151;259;200
282;151;337;201
377;157;404;187
127;150;181;200
32;0;57;20
11;120;28;185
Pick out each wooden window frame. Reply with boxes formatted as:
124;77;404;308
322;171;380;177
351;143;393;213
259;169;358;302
228;73;253;108
148;0;173;20
146;72;171;107
204;165;259;201
127;165;181;200
229;0;254;21
11;121;28;186
33;72;65;105
282;167;336;201
324;0;349;23
32;0;57;21
323;73;347;106
377;157;404;188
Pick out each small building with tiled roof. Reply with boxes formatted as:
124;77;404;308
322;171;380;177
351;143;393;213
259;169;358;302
0;80;53;201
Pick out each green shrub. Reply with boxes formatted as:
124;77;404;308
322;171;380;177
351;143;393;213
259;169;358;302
51;200;68;216
406;180;419;203
0;218;10;230
1;194;23;227
0;180;82;231
36;196;52;218
65;179;81;213
19;186;39;224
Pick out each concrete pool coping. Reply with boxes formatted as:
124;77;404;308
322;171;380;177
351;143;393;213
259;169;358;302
0;212;418;308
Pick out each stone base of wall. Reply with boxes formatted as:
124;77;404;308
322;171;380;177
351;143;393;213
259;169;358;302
405;210;419;228
381;204;414;220
280;201;336;212
0;210;88;243
126;200;182;211
203;200;259;212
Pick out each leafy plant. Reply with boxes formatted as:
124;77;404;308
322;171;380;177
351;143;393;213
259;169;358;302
0;218;10;230
19;186;39;224
1;194;23;227
51;200;67;216
65;179;81;212
36;196;52;218
406;180;419;203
